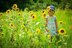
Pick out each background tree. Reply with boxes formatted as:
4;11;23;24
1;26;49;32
0;0;72;12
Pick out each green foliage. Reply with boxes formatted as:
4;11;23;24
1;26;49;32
1;0;72;12
0;8;71;48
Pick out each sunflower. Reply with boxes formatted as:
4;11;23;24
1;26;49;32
6;9;11;14
58;21;63;24
0;13;3;16
18;12;22;16
58;28;66;35
16;8;19;12
31;14;36;20
9;23;15;28
59;21;66;25
29;11;34;17
36;28;41;34
42;10;46;13
12;4;18;10
42;13;46;18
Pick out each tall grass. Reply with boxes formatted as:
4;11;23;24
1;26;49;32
0;9;72;48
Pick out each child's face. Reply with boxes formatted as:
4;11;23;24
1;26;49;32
48;9;54;16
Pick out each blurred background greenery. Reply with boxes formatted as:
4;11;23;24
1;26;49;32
0;0;72;12
0;0;72;48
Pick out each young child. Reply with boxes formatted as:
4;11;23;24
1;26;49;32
45;5;58;41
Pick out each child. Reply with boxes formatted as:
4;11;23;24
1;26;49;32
45;5;58;41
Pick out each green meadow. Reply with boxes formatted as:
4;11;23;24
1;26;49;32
0;8;72;48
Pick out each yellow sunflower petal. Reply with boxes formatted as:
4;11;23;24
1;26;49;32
6;9;11;14
12;4;18;10
31;14;37;20
58;28;66;35
42;13;46;18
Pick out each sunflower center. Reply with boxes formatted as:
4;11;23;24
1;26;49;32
11;24;13;26
8;11;9;13
16;9;19;11
0;14;2;16
32;16;35;18
19;14;20;15
60;22;62;24
14;6;16;8
61;30;64;33
16;9;18;11
42;11;44;13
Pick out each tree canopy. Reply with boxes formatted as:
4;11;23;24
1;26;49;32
0;0;72;12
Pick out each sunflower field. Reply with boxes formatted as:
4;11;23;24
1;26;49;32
0;4;72;48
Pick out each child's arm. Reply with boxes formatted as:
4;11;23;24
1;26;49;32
55;18;58;33
45;17;48;32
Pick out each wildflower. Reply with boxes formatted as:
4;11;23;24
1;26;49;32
0;13;3;16
59;21;63;24
42;13;46;18
58;28;66;35
9;23;15;28
6;9;11;14
31;14;36;20
29;11;34;17
16;8;19;12
12;4;18;10
42;10;46;13
18;12;22;16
